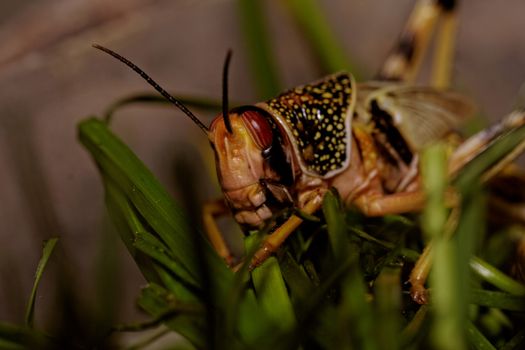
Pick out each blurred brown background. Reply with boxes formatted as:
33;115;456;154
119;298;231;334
0;0;524;339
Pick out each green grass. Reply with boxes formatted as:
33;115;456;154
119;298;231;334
74;117;525;348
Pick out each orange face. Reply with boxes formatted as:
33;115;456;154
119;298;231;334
208;109;293;227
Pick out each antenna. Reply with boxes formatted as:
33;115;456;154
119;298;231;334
92;44;208;134
222;49;233;134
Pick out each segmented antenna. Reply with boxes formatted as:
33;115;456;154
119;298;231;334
222;50;233;134
92;44;209;133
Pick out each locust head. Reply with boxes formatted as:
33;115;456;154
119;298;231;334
208;108;294;226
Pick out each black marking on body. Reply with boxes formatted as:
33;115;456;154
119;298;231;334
265;73;353;176
437;0;456;12
376;32;415;81
397;32;416;63
370;100;413;164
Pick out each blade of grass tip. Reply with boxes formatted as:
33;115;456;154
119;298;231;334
422;144;467;350
24;237;58;328
469;256;525;295
247;238;296;332
469;289;525;311
374;267;402;350
103;147;211;304
466;321;496;350
479;308;512;338
78;118;234;296
106;173;203;301
153;265;199;304
454;124;525;192
322;189;347;261
104;176;162;284
279;252;315;312
500;329;525;350
237;0;281;98
133;231;199;292
283;0;361;77
137;283;205;349
104;94;226;123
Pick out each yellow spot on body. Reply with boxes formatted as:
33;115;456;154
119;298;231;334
326;124;333;131
322;92;332;98
302;145;314;161
314;132;321;140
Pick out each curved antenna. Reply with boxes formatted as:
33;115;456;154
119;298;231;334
222;50;233;134
92;44;208;134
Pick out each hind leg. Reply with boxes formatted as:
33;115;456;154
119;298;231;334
377;0;458;87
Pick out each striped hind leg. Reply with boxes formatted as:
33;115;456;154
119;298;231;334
376;0;458;88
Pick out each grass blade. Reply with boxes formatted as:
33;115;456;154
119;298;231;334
0;322;52;349
469;289;525;311
422;144;467;350
283;0;361;77
322;190;377;350
104;176;162;283
248;235;296;332
24;237;58;328
237;0;281;98
78;118;234;295
374;267;402;350
137;283;205;349
500;329;525;350
454;124;525;191
323;189;347;260
470;256;525;295
466;321;496;350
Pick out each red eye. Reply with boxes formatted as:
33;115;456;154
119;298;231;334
241;110;273;150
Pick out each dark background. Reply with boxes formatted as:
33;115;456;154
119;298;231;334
0;0;524;342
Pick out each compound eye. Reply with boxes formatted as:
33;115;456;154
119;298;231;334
241;110;273;150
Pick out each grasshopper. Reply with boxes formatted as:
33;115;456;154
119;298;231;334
94;0;525;302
